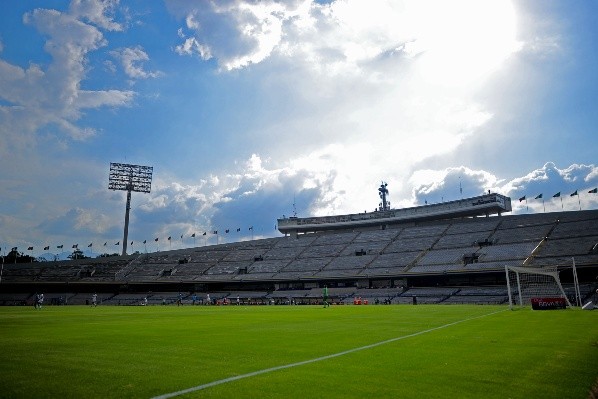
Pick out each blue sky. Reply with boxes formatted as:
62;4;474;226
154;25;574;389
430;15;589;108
1;0;597;256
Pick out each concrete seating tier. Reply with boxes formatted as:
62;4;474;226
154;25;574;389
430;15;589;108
408;264;467;273
490;224;552;244
557;210;598;222
273;235;317;248
399;224;448;238
274;271;316;280
283;257;331;271
248;259;290;273
477;242;538;261
531;254;598;267
38;265;80;281
340;241;390;256
498;213;558;228
314;269;362;278
2;265;42;282
367;251;422;269
234;272;276;281
383;236;439;253
161;262;214;278
550;220;598;238
536;236;598;257
261;246;306;260
434;232;489;249
221;248;267;262
125;265;163;281
188;250;228;262
463;259;521;270
298;244;347;258
322;255;374;270
205;261;250;275
353;229;401;242
445;219;500;234
312;231;359;245
418;248;474;266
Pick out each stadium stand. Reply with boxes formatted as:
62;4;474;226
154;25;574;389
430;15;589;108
2;206;597;305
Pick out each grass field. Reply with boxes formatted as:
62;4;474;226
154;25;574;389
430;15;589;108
0;304;596;398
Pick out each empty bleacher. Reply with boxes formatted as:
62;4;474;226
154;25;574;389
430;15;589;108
1;209;596;304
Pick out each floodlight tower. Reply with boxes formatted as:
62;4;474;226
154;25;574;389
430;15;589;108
378;182;390;211
109;163;153;256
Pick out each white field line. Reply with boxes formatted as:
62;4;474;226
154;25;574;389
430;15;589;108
151;309;506;399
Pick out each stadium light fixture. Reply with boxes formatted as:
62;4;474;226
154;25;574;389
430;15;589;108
109;163;153;256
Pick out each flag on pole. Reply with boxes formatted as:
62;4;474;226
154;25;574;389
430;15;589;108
236;228;240;232
143;240;147;244
570;190;578;196
57;245;63;249
115;242;120;245
88;243;92;247
130;241;133;245
72;244;78;249
104;242;107;246
191;233;196;238
11;247;18;251
213;231;218;234
44;246;49;251
225;229;229;233
155;238;159;242
203;232;207;236
249;226;253;231
167;236;171;241
589;188;597;193
518;196;526;202
553;192;561;198
535;194;543;199
27;246;33;250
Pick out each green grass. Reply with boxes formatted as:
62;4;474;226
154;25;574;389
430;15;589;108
0;305;596;398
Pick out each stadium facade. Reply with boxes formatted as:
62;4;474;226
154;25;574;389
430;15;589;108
1;193;597;306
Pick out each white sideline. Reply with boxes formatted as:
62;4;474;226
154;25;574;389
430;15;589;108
151;309;506;399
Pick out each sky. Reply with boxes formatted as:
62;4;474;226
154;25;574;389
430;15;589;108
1;0;597;257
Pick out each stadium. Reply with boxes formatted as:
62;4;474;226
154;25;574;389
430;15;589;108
1;186;598;398
1;187;597;307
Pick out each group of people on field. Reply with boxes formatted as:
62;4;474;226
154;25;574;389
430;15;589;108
33;293;44;309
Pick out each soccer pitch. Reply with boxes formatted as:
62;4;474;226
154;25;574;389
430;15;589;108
0;305;596;398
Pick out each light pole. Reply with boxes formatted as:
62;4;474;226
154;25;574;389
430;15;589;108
109;163;153;256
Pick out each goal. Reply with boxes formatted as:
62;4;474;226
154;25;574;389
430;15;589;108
505;265;572;310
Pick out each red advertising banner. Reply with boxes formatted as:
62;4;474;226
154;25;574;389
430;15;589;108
531;297;567;310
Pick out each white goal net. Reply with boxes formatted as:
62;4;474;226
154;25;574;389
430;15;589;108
505;265;572;309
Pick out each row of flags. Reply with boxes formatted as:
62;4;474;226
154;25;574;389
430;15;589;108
518;188;597;202
5;226;256;253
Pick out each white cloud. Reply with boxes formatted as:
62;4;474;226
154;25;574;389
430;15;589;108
408;162;598;214
69;0;123;31
0;1;135;149
110;46;162;79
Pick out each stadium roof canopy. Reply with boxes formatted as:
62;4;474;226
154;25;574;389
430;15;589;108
278;193;512;236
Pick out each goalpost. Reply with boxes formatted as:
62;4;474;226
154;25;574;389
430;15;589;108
505;264;573;310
